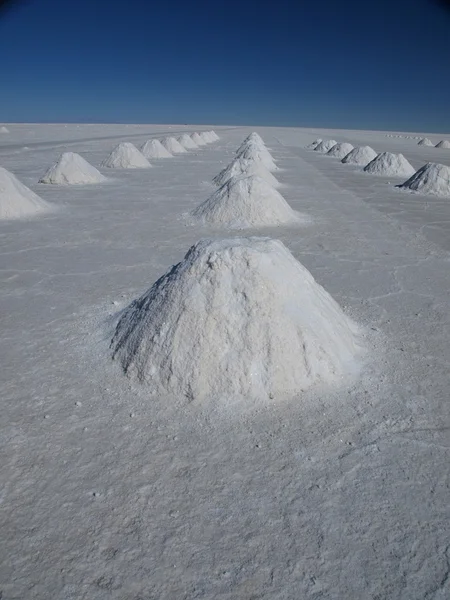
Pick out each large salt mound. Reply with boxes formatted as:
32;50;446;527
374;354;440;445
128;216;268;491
0;126;9;133
141;139;173;159
102;142;151;169
418;138;433;146
327;142;354;159
191;174;302;229
161;137;187;154
0;167;51;219
314;139;337;153
213;157;281;188
178;134;198;149
111;237;361;402
342;146;377;166
306;138;322;149
191;132;207;146
236;142;278;172
397;163;450;197
39;152;107;185
435;140;450;149
364;152;415;178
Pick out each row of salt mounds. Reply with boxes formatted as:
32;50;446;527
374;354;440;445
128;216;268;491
141;139;173;159
0;126;9;133
327;142;354;159
161;136;187;154
364;152;415;178
102;142;151;169
191;175;303;229
0;167;51;219
111;237;362;402
436;140;450;149
314;139;337;153
39;152;107;185
397;163;450;197
305;138;322;149
236;140;278;172
213;157;281;188
342;146;377;166
418;138;433;146
191;132;208;146
178;133;198;149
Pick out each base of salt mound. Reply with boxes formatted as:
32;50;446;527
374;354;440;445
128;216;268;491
397;163;450;197
111;237;362;402
236;143;278;172
213;157;281;188
102;142;151;169
435;140;450;149
418;138;433;146
178;134;198;149
327;142;354;159
314;139;338;153
0;167;51;220
364;152;415;178
191;174;302;229
342;146;377;166
191;132;207;146
306;138;322;149
161;137;187;154
39;152;107;185
141;139;173;159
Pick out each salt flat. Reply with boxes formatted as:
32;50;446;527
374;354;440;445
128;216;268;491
0;124;449;599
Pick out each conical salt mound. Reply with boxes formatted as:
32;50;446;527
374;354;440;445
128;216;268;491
111;237;362;402
236;142;278;171
397;163;450;197
191;174;303;229
0;167;51;219
198;132;212;143
178;134;198;149
314;139;337;153
435;140;450;149
243;132;266;146
0;126;9;133
306;138;322;149
418;138;433;146
191;132;207;146
102;142;151;169
364;152;415;178
161;137;187;154
141;139;173;159
209;130;220;141
39;152;107;185
342;146;377;166
327;142;354;159
213;157;281;188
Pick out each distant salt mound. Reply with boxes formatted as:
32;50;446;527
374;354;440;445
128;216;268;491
141;139;173;159
209;130;220;141
213;157;281;188
418;138;433;147
435;140;450;149
342;146;377;166
397;163;450;197
191;132;207;146
364;152;415;178
178;134;198;149
39;152;107;185
327;142;354;159
306;138;322;149
236;142;278;171
0;126;9;133
102;142;151;169
111;237;361;402
0;167;51;219
199;132;213;143
314;139;337;153
191;174;302;229
161;137;187;154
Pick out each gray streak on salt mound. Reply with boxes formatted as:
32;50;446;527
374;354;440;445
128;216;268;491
0;167;51;219
327;143;354;159
397;163;450;197
102;142;151;169
111;237;362;402
212;157;281;188
39;152;107;184
314;140;337;153
364;152;415;178
342;146;377;166
306;138;322;149
141;139;173;159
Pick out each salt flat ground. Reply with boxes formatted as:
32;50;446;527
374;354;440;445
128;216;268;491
0;124;449;600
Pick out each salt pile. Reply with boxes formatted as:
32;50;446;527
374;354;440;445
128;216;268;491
161;137;187;154
397;163;450;197
236;142;278;172
243;132;266;146
141;139;173;159
435;140;450;149
327;142;354;159
199;132;213;143
363;152;415;178
191;174;302;228
0;126;9;133
314;139;337;153
39;152;107;185
418;138;433;146
209;130;220;141
306;138;322;149
342;146;377;166
102;142;151;169
0;167;51;219
191;132;207;146
112;237;361;401
212;157;281;188
178;134;198;149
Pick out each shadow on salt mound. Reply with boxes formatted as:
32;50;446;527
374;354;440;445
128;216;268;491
111;237;363;403
190;174;306;229
161;137;187;154
397;163;450;197
212;157;281;188
306;138;322;149
418;138;433;147
327;142;354;159
102;142;151;169
314;140;337;153
141;139;173;159
178;134;198;149
342;146;377;166
435;140;450;149
39;152;107;185
0;167;52;220
363;152;415;178
191;132;207;146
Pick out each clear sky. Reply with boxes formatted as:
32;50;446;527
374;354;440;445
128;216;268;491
0;0;449;131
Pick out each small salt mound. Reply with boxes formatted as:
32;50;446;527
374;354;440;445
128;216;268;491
435;140;450;149
191;174;302;229
306;138;322;149
102;142;151;169
327;142;354;159
314;140;337;153
178;134;198;149
0;167;51;219
161;137;187;154
418;138;433;146
342;146;377;166
397;163;450;197
39;152;107;185
111;237;361;402
213;157;281;188
364;152;415;178
0;126;9;133
141;139;173;159
191;132;207;146
236;142;278;172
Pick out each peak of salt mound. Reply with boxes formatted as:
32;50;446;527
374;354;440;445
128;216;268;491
236;142;278;171
161;137;187;154
39;152;107;185
191;174;302;229
0;126;9;133
102;142;151;169
327;142;354;159
314;139;337;153
191;132;207;146
418;138;433;146
342;145;377;166
178;134;198;149
364;152;415;178
111;237;361;402
212;157;281;188
435;140;450;149
306;138;322;149
243;132;265;146
397;163;450;197
141;139;173;159
0;167;51;219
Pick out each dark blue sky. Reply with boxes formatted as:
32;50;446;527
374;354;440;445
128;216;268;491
0;0;449;131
